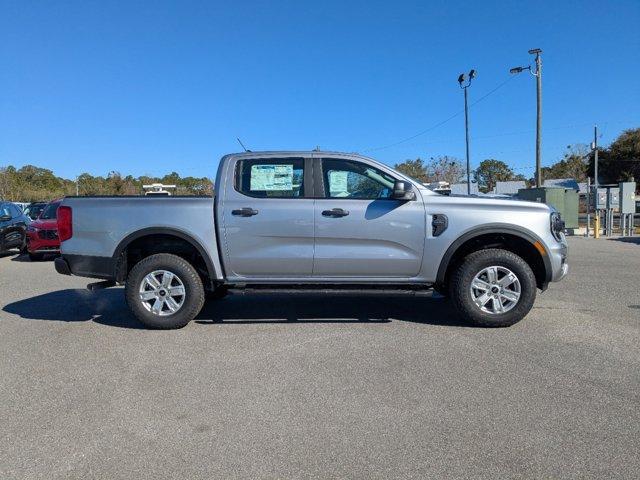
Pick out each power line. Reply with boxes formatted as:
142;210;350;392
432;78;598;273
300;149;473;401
361;76;516;153
468;76;516;108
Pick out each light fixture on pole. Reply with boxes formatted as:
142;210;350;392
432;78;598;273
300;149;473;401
510;48;543;187
458;69;476;195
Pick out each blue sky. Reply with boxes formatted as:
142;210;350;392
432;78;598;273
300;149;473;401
1;0;639;180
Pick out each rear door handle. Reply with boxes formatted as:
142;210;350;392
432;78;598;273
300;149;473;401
232;207;259;217
322;208;349;217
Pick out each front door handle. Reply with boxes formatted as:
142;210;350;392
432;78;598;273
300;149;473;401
322;208;349;217
232;207;259;217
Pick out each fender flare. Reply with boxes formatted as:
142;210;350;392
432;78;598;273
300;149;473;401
435;224;552;287
112;227;218;284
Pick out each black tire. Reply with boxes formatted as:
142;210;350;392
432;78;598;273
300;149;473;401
125;253;205;329
206;286;229;300
449;248;536;327
29;252;44;261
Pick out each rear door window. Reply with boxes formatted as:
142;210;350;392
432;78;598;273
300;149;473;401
236;158;305;198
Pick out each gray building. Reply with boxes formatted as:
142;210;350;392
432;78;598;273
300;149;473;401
493;180;526;196
449;183;480;195
544;178;580;191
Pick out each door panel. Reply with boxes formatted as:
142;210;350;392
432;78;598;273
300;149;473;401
314;199;425;277
313;158;426;278
220;157;314;279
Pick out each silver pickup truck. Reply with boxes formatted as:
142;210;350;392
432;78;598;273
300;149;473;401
55;151;568;329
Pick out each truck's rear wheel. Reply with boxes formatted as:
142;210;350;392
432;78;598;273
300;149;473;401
449;248;536;327
125;253;205;329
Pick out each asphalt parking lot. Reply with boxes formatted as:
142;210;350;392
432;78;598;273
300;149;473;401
1;236;639;479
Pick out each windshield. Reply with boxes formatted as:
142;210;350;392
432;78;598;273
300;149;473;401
39;203;60;220
26;205;45;219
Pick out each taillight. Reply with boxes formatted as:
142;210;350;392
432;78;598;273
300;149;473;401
57;206;73;241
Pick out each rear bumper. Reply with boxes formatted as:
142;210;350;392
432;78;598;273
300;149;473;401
55;254;117;280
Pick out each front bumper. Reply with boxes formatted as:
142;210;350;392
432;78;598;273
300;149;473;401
26;231;60;254
547;238;568;283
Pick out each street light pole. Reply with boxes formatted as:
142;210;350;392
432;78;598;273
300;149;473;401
458;69;476;195
532;49;542;188
510;48;543;187
463;86;471;194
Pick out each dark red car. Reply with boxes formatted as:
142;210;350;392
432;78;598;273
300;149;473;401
26;199;62;260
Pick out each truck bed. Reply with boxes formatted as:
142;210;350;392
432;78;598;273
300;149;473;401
60;196;221;278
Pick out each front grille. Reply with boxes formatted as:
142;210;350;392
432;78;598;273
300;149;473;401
38;229;58;240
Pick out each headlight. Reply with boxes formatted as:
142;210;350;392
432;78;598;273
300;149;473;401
27;225;38;232
550;212;565;241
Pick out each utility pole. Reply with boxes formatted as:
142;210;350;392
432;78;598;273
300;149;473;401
593;125;598;192
593;125;600;238
76;176;79;196
458;69;476;195
510;48;543;187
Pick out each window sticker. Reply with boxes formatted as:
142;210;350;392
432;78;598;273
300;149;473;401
328;170;349;196
250;164;294;191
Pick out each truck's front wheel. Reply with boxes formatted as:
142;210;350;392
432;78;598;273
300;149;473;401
449;248;536;327
125;253;205;329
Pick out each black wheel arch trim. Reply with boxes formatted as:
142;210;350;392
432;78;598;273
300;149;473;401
435;224;552;289
112;227;218;286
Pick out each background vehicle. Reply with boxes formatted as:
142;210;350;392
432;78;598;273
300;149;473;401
26;199;62;261
23;202;47;220
12;202;30;212
55;151;568;329
0;202;29;254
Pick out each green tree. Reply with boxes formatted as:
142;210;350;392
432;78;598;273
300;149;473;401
427;156;465;185
542;144;589;182
0;165;214;200
588;128;640;183
609;127;640;160
474;159;515;193
394;156;465;185
394;158;429;183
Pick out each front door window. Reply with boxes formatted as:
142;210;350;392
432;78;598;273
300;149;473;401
321;159;396;199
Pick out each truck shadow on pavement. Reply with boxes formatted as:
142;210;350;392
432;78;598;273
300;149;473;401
196;292;469;327
2;288;144;329
609;237;640;245
3;289;470;329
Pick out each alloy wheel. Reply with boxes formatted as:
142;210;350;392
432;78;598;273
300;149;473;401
470;265;521;315
139;270;186;316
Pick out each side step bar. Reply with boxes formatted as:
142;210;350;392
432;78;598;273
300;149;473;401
228;285;434;296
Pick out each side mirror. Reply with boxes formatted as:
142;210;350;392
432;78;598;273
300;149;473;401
392;180;416;201
0;214;11;222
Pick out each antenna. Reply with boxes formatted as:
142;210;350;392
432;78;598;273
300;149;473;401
237;138;250;152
